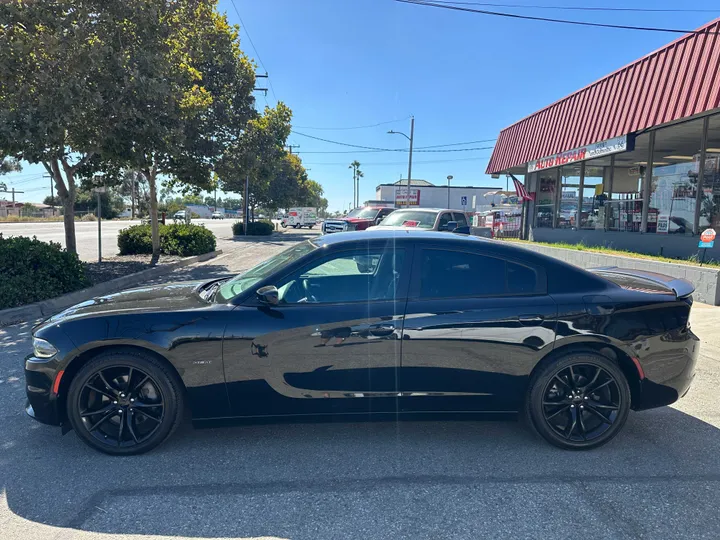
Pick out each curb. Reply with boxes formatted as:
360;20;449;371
0;250;222;328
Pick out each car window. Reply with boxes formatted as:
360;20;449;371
438;213;452;229
453;213;468;227
419;249;539;298
378;210;436;228
507;261;538;294
277;249;406;304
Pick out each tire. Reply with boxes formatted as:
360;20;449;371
308;225;314;229
525;352;630;450
66;349;184;455
294;224;299;229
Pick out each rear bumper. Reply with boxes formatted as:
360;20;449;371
634;330;700;410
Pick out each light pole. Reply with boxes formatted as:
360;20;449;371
447;175;453;208
388;116;414;205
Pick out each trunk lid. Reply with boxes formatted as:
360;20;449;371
588;266;694;299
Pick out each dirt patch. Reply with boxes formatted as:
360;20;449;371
84;255;184;285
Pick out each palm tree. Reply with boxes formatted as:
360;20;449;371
349;160;363;208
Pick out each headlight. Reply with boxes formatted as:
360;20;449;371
33;337;58;359
343;223;355;231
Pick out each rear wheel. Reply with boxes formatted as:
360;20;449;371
66;349;184;455
526;352;630;450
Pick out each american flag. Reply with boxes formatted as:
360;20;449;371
512;176;534;201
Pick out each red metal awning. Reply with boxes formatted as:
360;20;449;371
486;18;720;174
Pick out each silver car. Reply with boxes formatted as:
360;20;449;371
367;208;470;232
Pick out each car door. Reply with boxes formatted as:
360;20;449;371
223;242;411;418
399;245;557;412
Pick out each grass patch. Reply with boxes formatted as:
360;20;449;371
501;238;720;268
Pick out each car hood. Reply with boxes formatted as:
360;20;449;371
43;281;210;324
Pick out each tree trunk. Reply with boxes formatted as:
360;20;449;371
45;159;77;255
146;165;160;265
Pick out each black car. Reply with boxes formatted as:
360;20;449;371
25;230;699;455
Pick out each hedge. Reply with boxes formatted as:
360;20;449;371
232;220;274;236
0;235;90;309
118;224;216;256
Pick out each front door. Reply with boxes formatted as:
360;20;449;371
223;244;411;418
399;246;557;412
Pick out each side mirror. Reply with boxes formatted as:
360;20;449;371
444;221;458;232
454;226;471;235
256;285;279;305
375;217;383;225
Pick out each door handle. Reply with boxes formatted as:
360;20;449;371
518;315;544;325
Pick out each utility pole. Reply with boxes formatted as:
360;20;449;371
243;174;250;236
286;144;300;154
43;174;55;215
0;187;24;208
407;116;414;194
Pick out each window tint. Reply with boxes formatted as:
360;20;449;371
277;249;405;304
420;250;505;298
507;262;538;294
453;213;468;227
419;250;539;298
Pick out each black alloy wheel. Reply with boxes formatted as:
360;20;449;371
526;353;631;450
67;350;184;455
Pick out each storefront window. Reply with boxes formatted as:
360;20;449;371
534;169;558;228
580;165;604;229
557;165;581;229
607;133;650;232
700;114;720;234
647;118;704;235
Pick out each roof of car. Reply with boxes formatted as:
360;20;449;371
390;208;467;213
313;229;488;246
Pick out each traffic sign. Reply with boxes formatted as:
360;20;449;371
701;228;716;243
461;196;467;206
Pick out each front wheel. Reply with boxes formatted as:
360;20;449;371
525;352;630;450
66;349;184;455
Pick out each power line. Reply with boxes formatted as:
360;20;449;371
395;0;720;35
292;130;495;152
425;1;719;13
297;147;494;154
228;0;279;103
293;117;411;130
416;138;496;149
303;156;492;166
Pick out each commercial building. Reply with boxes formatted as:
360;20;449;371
486;18;720;259
375;179;500;212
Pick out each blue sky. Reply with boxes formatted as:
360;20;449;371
3;0;718;212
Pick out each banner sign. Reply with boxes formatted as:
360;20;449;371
528;135;632;173
395;188;421;206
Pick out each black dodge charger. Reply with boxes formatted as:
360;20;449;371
25;230;699;455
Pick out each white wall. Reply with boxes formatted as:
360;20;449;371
375;185;499;211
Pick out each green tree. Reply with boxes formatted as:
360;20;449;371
1;158;21;176
0;1;145;253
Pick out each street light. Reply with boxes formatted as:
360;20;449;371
388;116;415;205
447;175;453;208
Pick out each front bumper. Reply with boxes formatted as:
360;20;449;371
25;354;63;426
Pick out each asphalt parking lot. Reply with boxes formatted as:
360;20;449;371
1;235;720;539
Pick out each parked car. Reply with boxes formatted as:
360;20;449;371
173;210;187;221
25;230;698;454
322;205;395;233
211;212;225;220
368;208;470;233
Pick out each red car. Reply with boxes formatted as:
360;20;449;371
322;205;396;234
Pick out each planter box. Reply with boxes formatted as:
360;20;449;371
515;242;720;305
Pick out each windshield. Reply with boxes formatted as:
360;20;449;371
216;241;317;302
346;207;379;219
377;210;437;228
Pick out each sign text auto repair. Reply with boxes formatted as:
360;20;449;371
527;135;632;173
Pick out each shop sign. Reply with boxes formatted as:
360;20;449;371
632;213;642;223
395;188;420;206
657;215;669;234
528;135;631;173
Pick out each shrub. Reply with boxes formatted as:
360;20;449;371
80;213;97;221
161;224;216;256
118;223;215;256
0;235;90;309
118;224;156;255
232;220;274;236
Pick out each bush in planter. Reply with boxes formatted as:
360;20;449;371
161;224;216;256
0;235;90;309
232;220;274;236
118;223;216;256
118;224;156;255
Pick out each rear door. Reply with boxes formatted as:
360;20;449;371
399;245;557;412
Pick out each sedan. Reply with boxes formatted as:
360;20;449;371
211;212;225;220
25;230;698;454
